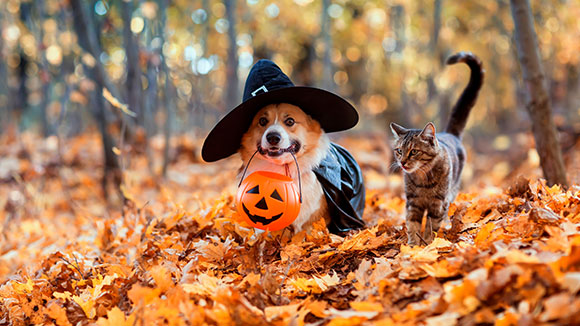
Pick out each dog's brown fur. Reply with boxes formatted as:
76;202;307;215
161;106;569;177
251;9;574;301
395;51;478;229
240;103;330;231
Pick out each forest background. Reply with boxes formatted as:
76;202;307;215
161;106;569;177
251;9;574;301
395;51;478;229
1;0;579;183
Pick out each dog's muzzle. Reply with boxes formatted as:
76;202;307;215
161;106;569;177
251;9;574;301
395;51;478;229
258;141;301;157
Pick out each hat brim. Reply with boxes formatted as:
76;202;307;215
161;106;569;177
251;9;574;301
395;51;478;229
202;86;358;162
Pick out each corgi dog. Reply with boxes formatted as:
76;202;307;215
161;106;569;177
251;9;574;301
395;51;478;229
239;103;330;231
202;59;365;234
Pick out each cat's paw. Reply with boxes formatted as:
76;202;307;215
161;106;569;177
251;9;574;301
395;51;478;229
407;232;421;246
422;230;435;244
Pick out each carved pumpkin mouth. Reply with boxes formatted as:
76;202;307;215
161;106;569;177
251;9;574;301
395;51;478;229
241;203;283;225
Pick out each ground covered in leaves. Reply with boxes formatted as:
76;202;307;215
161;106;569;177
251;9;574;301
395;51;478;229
1;131;580;325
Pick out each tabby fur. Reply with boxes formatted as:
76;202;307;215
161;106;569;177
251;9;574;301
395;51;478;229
390;52;484;245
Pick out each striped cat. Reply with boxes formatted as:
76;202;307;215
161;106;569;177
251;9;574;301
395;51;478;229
390;52;484;245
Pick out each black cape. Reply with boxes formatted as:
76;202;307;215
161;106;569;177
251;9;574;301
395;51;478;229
314;143;365;234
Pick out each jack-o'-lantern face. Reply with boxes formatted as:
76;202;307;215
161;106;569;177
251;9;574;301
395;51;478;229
236;171;300;231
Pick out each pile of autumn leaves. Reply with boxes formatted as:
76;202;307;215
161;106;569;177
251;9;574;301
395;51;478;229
1;137;580;325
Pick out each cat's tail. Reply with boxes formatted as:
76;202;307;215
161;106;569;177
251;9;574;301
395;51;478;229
444;52;484;137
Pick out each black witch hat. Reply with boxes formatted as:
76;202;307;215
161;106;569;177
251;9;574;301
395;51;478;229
201;59;359;162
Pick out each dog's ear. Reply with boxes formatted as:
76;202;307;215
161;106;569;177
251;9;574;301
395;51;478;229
390;122;409;138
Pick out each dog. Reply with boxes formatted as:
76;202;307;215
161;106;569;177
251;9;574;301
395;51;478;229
202;59;365;234
239;103;330;231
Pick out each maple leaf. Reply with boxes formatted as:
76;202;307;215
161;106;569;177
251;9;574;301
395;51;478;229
191;235;235;262
96;307;136;326
289;272;340;294
324;307;379;326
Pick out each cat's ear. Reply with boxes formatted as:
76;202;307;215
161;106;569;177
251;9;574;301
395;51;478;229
390;122;409;138
420;122;437;144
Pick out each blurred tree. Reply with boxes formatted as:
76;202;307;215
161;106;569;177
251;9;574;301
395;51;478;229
70;0;122;198
320;0;333;91
0;8;7;131
510;0;568;187
160;0;174;177
121;0;143;126
224;0;239;110
29;0;53;136
143;1;161;172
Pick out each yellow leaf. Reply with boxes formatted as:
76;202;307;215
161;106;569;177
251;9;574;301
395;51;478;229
102;88;136;117
264;303;300;322
46;301;71;326
425;312;460;326
150;264;174;292
313;272;340;291
474;222;495;246
72;294;95;318
420;259;462;278
491;249;539;264
560;272;580;294
305;300;328;318
290;272;339;294
119;184;136;203
53;291;72;300
127;284;161;305
495;311;519;326
182;274;222;296
400;244;439;262
350;301;384;312
12;278;34;293
325;308;379;326
97;307;136;326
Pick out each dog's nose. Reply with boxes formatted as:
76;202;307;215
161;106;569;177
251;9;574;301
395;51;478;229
266;132;281;145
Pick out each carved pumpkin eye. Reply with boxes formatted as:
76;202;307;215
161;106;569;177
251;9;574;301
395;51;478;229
271;189;283;201
246;185;259;194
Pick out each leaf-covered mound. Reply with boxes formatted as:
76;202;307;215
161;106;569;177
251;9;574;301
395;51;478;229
1;133;580;325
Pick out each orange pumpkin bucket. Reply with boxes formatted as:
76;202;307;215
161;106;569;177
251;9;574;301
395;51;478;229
236;150;302;231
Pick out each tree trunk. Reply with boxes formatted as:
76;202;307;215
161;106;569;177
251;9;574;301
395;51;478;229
224;0;239;110
161;74;174;177
34;0;53;137
510;0;568;187
429;0;446;126
70;0;122;198
201;0;210;56
121;0;143;126
320;0;333;91
0;10;7;133
70;0;134;134
159;0;173;177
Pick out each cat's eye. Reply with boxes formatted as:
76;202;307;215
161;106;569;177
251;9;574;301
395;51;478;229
394;148;402;155
410;149;418;155
259;117;268;126
285;118;295;127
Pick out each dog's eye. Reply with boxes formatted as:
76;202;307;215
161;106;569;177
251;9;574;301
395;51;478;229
394;148;402;155
410;149;418;155
259;117;268;126
284;118;295;127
